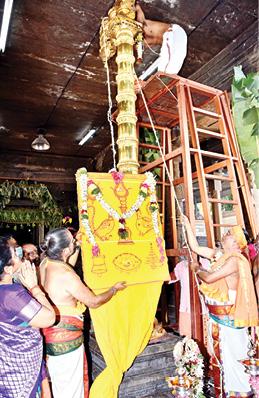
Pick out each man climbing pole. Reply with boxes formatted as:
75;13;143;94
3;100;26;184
135;2;187;79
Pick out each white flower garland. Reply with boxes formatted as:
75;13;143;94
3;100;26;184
93;171;156;220
78;169;164;258
79;172;98;248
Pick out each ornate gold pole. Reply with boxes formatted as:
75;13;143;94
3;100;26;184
99;0;142;174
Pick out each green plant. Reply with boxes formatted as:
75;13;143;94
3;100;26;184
139;127;161;178
222;194;234;211
0;181;62;227
231;66;259;188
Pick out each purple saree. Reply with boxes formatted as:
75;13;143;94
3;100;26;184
0;283;43;398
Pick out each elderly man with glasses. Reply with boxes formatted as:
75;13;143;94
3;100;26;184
22;243;40;266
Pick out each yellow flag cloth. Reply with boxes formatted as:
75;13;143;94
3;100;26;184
89;283;162;398
77;171;169;290
76;169;169;397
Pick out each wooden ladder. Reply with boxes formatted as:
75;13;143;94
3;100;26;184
184;85;245;245
136;73;257;343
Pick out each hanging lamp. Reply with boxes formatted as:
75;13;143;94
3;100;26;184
31;128;50;151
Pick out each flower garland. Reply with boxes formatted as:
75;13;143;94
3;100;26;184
78;169;164;259
166;337;205;398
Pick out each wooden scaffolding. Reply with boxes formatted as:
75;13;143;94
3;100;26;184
136;73;257;343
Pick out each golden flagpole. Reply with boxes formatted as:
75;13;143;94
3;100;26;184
76;4;169;397
99;0;142;174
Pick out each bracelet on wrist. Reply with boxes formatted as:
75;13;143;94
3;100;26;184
110;287;117;296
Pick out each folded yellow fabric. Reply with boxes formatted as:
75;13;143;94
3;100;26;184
76;170;169;398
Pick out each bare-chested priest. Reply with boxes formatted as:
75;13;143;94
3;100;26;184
39;227;126;398
182;215;258;398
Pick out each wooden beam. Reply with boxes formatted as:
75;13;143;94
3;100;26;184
156;73;222;95
166;248;189;257
138;122;170;131
149;107;179;120
136;76;177;116
189;21;258;91
173;160;228;186
0;151;92;185
139;147;182;173
190;148;237;161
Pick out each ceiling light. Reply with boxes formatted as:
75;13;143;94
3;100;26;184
78;128;96;146
0;0;14;53
31;134;50;151
0;125;9;133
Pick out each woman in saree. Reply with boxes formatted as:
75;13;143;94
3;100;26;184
0;237;55;398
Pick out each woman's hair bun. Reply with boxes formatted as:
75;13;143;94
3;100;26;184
39;228;71;260
40;236;50;252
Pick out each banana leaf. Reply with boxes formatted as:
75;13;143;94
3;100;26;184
231;66;259;188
